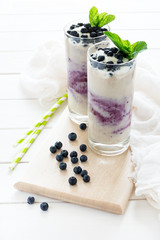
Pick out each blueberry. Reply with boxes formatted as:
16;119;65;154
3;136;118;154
71;157;78;164
102;28;108;32
81;34;88;38
56;154;63;162
98;63;107;70
70;151;77;158
68;132;77;141
27;196;35;204
70;25;76;30
40;202;49;211
111;47;118;53
68;176;77;185
104;50;109;55
97;31;103;36
90;32;97;37
81;170;88;177
84;23;91;28
50;146;57;154
77;23;84;26
80;144;87;152
70;31;79;37
91;59;98;68
83;175;90;183
61;150;68;158
107;51;113;57
107;61;114;64
117;60;123;64
83;44;88;47
67;30;71;35
97;55;105;62
73;166;82;174
81;27;87;33
80;155;88;162
59;162;67;170
109;73;113;76
115;53;123;60
55;141;63;149
80;123;87;130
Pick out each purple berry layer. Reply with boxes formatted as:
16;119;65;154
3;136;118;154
89;91;132;133
67;58;87;95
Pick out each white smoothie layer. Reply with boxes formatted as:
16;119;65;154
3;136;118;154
68;89;88;116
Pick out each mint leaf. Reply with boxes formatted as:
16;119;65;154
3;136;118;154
89;6;115;27
104;31;147;59
98;14;115;27
89;6;99;26
128;41;147;59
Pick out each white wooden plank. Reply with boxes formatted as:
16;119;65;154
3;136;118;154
0;99;67;128
0;29;158;51
0;49;158;74
0;129;52;162
0;201;160;240
0;74;35;99
0;163;61;203
2;0;160;14
0;12;159;32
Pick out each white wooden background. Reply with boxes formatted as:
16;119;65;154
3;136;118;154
0;0;160;239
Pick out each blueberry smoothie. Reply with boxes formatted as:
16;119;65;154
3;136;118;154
87;42;136;155
64;22;109;123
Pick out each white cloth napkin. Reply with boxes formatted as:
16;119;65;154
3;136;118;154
21;41;160;210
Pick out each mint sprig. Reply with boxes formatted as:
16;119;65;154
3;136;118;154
89;6;115;27
104;31;147;59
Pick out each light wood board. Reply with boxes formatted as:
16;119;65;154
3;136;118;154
14;107;134;214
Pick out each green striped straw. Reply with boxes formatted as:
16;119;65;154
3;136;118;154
13;93;68;147
10;93;68;170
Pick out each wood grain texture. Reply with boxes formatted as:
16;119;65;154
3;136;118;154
15;107;134;214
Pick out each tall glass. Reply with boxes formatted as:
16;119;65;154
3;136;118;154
87;41;136;156
64;23;110;124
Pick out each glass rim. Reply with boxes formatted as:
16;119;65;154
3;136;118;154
64;20;110;40
87;40;136;66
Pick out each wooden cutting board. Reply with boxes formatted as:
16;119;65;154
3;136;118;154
14;107;134;214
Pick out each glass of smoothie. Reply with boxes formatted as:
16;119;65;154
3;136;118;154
87;41;136;156
64;22;109;123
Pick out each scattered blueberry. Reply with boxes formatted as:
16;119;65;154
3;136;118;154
70;151;77;158
80;123;87;130
97;55;105;62
80;155;88;162
73;166;82;174
50;146;57;154
83;175;90;183
27;196;35;205
59;162;67;170
81;27;87;33
40;202;49;211
80;144;87;152
81;170;88;177
68;132;77;141
68;176;77;185
61;150;68;158
107;51;113;57
56;154;63;162
71;157;78;164
55;141;63;149
90;32;97;37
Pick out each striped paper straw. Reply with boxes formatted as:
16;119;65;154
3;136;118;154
13;93;68;147
10;93;67;170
